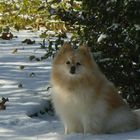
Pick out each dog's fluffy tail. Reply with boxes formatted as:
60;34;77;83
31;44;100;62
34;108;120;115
133;109;140;128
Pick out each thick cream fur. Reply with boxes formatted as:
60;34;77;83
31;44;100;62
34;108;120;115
51;43;139;134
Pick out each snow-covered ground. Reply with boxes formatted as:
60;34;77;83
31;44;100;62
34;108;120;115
0;30;140;140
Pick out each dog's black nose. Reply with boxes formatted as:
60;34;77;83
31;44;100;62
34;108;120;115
70;66;76;74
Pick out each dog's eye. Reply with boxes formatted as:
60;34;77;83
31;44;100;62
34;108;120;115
76;62;81;66
66;61;71;65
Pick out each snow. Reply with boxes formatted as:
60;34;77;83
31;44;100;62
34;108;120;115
0;30;140;140
97;34;107;43
135;24;140;30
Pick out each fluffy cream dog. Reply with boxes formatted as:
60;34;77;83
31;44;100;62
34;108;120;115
51;43;139;134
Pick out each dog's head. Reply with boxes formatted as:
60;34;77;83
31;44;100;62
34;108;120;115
52;43;97;78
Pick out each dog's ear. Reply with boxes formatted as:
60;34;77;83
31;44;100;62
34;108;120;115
78;44;90;55
53;42;72;60
59;42;72;53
